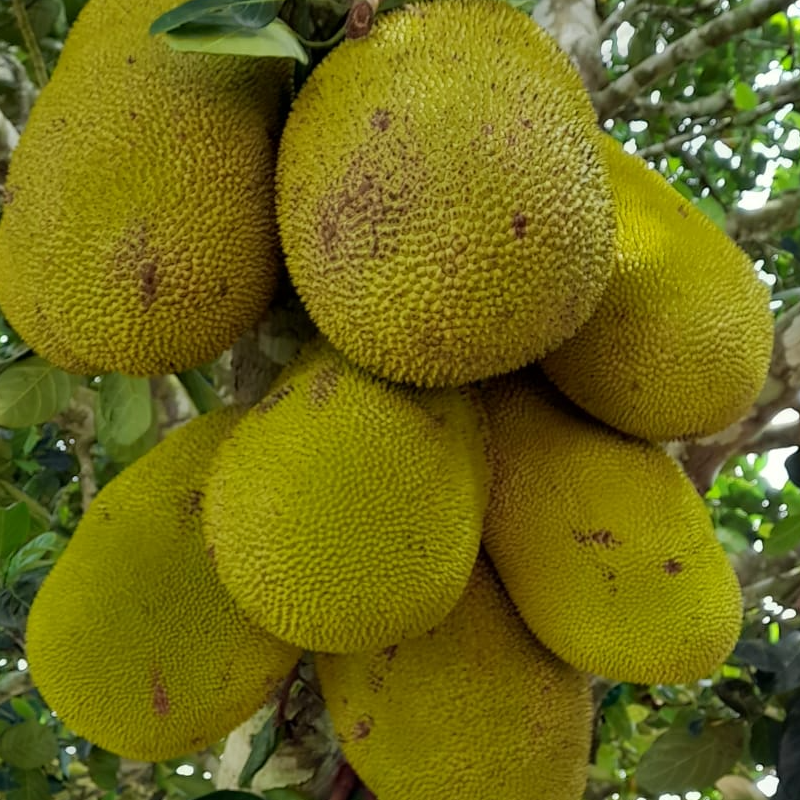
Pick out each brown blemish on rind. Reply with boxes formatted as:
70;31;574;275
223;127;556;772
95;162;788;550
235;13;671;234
185;489;203;516
114;222;162;310
663;558;683;575
206;544;216;564
151;669;170;717
256;385;294;414
573;529;622;548
310;366;339;407
677;205;688;218
352;715;374;740
383;644;398;662
512;212;527;239
371;109;391;131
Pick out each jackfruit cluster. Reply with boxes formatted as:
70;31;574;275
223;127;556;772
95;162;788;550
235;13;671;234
19;0;774;794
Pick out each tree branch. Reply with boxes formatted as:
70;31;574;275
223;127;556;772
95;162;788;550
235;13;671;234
592;0;795;119
597;0;645;41
727;190;800;243
10;0;48;88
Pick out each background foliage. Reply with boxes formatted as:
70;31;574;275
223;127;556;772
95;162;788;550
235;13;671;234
0;0;797;798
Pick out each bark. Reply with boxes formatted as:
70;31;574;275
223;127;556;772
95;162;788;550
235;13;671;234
727;190;800;244
592;0;795;120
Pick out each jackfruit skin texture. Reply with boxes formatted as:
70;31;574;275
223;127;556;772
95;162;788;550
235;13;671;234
316;556;593;799
203;339;491;653
0;0;291;377
277;0;614;387
542;134;773;441
26;410;301;761
481;372;743;685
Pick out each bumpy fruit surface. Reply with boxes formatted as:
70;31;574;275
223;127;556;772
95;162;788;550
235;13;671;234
204;339;490;653
277;0;613;387
481;372;743;684
26;410;301;761
543;134;773;441
0;0;291;376
317;556;593;800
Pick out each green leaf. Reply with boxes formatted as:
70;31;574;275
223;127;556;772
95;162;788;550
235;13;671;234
0;719;58;769
87;748;120;791
762;515;800;556
193;792;261;800
97;374;153;447
0;358;75;428
150;0;279;34
101;401;159;466
733;81;759;111
238;714;279;787
164;18;308;63
262;790;311;800
7;769;50;800
4;532;63;584
636;717;746;793
0;503;30;561
9;697;36;721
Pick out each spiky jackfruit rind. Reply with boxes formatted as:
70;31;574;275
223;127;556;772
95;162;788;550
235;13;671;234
203;339;491;653
0;0;291;377
316;556;593;799
276;0;614;387
481;372;743;684
26;410;301;761
542;134;773;441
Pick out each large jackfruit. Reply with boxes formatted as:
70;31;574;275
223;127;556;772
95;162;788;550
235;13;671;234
481;372;742;685
203;339;490;653
542;134;773;441
277;0;613;387
26;410;301;761
0;0;291;377
316;556;593;800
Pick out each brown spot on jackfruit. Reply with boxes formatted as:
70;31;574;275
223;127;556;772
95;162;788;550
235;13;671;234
573;529;621;548
310;366;339;406
371;109;391;130
512;212;527;239
256;385;294;414
663;559;683;575
383;644;398;661
352;715;373;740
151;670;170;717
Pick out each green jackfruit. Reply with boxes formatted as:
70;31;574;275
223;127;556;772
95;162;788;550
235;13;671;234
277;0;613;387
481;372;742;684
542;134;773;441
0;0;291;376
316;556;593;799
204;339;490;653
26;410;300;761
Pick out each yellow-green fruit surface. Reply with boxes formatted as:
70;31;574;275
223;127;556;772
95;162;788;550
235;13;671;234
316;556;592;799
277;0;613;387
542;134;773;441
0;0;291;376
26;410;301;761
481;372;742;684
204;340;490;653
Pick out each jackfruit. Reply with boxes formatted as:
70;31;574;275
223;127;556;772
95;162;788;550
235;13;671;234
542;134;773;441
0;0;291;377
481;372;742;685
203;339;490;653
316;555;593;800
276;0;614;387
26;409;301;761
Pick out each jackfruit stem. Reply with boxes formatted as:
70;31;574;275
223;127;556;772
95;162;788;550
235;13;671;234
176;370;225;415
345;0;380;39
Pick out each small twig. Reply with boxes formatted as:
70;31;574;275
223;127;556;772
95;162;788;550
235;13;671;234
593;0;795;119
10;0;48;88
345;0;379;39
597;0;645;41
